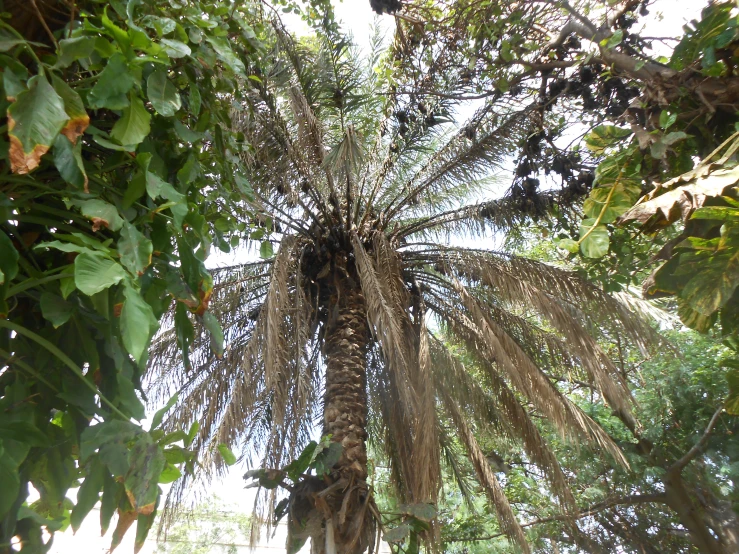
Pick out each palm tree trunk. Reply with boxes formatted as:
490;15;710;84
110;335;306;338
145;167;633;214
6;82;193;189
323;282;369;482
300;276;375;554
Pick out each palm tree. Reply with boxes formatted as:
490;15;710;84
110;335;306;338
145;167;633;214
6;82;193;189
148;12;652;554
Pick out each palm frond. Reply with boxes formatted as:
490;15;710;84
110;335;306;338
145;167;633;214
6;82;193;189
442;390;531;554
429;337;576;512
441;281;629;467
383;105;529;224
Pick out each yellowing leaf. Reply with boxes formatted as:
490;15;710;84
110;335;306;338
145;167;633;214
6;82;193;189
583;185;635;224
620;165;739;230
51;74;89;144
585;125;632;155
579;219;610;258
8;74;69;174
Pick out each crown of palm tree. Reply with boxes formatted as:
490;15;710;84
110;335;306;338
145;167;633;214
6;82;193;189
148;13;652;554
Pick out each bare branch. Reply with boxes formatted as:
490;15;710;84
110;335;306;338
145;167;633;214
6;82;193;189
669;404;725;474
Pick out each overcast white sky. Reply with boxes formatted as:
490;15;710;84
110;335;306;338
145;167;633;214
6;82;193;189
48;1;705;553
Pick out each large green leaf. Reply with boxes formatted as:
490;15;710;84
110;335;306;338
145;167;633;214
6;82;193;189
205;36;246;76
87;53;135;110
3;67;27;101
100;472;118;535
70;456;106;532
56;36;96;68
74;252;127;296
80;420;141;461
53;134;87;189
7;74;68;174
0;422;46;447
75;199;124;232
0;448;21;519
284;441;318;482
118;222;153;276
201;311;224;357
40;292;75;328
174;302;194;369
189;84;201;116
579;219;610;258
143;163;187;228
146;70;181;117
116;373;146;421
260;240;274;259
217;444;237;466
149;394;179;432
120;285;158;364
0;230;19;317
0;28;30;51
111;95;151;148
134;502;159;553
400;503;436;522
160;38;191;58
384;523;412;543
0;229;19;286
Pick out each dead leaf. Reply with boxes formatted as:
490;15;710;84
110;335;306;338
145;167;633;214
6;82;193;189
61;115;90;145
620;165;739;230
109;509;137;553
9;132;49;174
91;218;108;232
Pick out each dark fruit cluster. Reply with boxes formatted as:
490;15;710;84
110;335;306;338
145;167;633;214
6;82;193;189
369;0;402;15
385;101;445;145
541;63;641;119
510;177;547;216
513;130;594;211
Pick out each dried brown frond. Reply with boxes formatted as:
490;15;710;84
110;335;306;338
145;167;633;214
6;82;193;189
431;247;653;431
446;280;629;467
429;338;575;512
352;232;414;408
442;390;531;554
413;313;441;503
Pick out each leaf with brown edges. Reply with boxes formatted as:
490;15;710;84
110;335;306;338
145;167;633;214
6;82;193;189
8;75;69;173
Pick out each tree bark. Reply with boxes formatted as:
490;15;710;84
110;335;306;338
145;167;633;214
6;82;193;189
663;469;724;554
322;281;369;483
288;274;376;554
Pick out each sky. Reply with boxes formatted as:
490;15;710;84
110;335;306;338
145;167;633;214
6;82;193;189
48;1;705;553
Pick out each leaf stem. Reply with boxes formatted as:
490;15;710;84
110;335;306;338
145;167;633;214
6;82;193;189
577;170;622;246
0;319;129;419
0;348;59;391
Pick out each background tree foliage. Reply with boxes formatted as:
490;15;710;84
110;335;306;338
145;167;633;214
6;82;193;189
0;0;263;551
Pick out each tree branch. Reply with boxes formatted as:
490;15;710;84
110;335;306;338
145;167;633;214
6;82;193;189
669;404;725;474
447;493;668;543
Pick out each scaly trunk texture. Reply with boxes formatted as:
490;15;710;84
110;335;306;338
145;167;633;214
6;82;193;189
288;272;376;554
322;281;369;482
